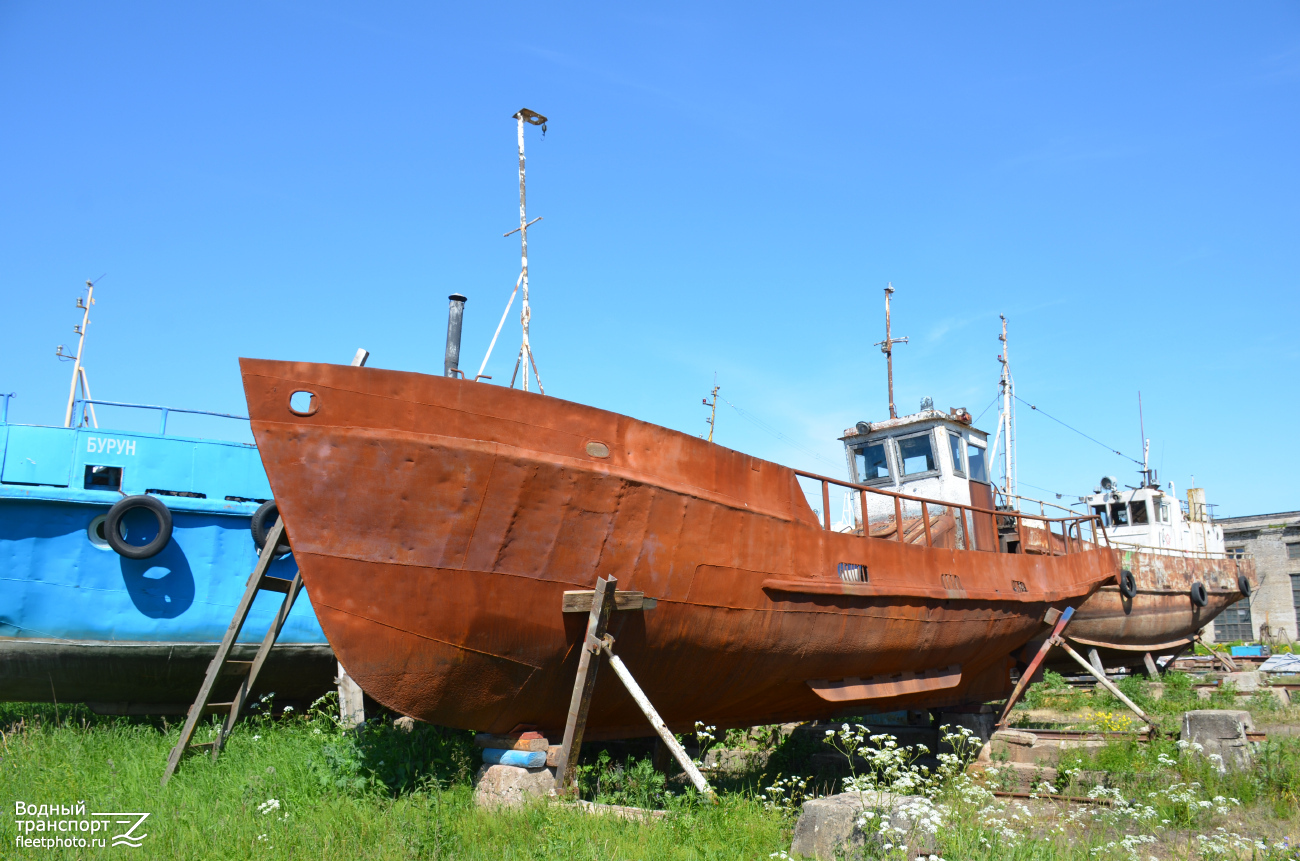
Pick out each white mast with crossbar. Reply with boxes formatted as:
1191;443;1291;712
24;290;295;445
57;279;100;428
505;108;547;394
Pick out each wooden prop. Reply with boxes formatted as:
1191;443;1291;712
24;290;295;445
552;576;617;794
996;606;1073;728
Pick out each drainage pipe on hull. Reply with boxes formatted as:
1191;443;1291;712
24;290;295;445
445;293;468;377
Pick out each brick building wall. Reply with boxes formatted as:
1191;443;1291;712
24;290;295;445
1210;510;1300;644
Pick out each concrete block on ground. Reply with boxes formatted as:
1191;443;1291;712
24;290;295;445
1222;672;1262;693
789;792;937;861
564;799;669;821
986;729;1100;767
989;729;1036;752
473;763;556;808
968;760;1060;793
1066;769;1115;791
1180;710;1255;773
701;747;769;774
934;710;997;745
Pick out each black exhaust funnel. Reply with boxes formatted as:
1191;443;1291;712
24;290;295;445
444;293;467;378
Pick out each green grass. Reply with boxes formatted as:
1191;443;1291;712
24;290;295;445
0;702;788;860
4;698;1298;860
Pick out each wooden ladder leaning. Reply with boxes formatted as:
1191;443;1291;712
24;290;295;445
160;347;369;785
161;517;302;784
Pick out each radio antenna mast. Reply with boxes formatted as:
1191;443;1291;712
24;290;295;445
506;108;548;395
997;315;1016;498
57;279;100;428
874;284;908;419
703;376;720;442
1138;391;1152;486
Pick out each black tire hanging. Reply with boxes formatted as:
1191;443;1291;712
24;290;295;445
1237;574;1251;597
1190;581;1209;607
105;494;174;560
1118;569;1137;599
251;501;292;556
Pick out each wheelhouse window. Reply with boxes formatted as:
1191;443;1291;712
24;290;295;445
1092;505;1109;527
967;442;988;483
1129;500;1150;525
1109;502;1129;526
947;433;966;477
896;432;937;477
853;442;891;483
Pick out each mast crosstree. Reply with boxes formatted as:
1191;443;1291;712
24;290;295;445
874;284;908;420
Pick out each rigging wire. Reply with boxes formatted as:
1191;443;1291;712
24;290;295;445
719;396;840;467
972;390;1001;426
1017;480;1076;501
1013;394;1143;466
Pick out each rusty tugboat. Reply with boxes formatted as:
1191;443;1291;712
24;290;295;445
237;277;1127;737
238;354;1120;738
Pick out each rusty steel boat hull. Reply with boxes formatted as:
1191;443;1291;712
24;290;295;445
1045;550;1257;670
240;359;1117;738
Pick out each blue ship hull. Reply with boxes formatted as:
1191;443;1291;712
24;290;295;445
0;421;333;711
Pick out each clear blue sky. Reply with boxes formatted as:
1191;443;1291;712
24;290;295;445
2;3;1297;517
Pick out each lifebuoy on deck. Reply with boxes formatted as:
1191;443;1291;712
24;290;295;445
105;495;173;560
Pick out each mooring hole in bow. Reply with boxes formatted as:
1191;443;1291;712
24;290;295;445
289;391;317;415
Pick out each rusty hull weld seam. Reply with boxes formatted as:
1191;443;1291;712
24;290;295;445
454;452;498;572
293;553;1028;623
513;461;575;580
313;600;542;670
252;402;789;521
588;480;637;580
262;372;593;441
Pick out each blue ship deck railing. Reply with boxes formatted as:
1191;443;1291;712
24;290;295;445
71;399;250;436
2;393;14;424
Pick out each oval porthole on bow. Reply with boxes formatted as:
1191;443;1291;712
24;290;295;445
289;391;318;416
585;441;610;458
